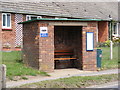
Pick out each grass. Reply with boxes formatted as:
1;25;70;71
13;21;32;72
2;51;49;80
2;46;119;80
99;46;119;69
18;74;118;88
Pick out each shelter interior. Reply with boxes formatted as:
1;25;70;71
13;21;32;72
54;26;83;69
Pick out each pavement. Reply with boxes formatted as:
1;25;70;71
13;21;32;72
6;68;119;88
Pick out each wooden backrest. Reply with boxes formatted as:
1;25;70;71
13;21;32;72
54;49;73;56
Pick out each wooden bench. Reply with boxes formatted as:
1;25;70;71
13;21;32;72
54;49;77;60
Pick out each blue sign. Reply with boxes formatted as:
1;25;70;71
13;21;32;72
40;33;48;37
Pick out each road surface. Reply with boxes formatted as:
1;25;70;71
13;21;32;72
87;81;119;88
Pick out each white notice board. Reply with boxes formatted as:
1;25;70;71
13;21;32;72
86;32;94;51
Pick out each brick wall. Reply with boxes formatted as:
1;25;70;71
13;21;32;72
23;21;39;69
0;13;2;51
98;21;108;42
23;22;54;72
0;13;56;51
82;22;97;71
2;13;16;51
38;23;54;72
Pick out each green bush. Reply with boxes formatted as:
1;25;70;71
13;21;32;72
97;40;110;47
113;37;120;46
97;38;120;47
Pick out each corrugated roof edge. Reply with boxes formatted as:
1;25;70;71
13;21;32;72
18;18;108;24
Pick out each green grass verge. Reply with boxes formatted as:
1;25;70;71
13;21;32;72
99;46;118;69
2;51;49;80
2;46;118;79
18;74;118;88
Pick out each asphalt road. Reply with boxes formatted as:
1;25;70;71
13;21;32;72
87;81;119;89
101;84;119;88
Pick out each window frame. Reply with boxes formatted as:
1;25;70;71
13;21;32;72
26;15;42;21
2;13;11;29
112;22;119;37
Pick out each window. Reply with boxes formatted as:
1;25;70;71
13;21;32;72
26;15;42;21
2;13;11;29
112;23;119;37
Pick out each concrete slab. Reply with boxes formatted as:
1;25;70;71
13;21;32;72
49;68;94;77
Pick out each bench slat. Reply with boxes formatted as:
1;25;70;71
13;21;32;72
54;58;76;60
54;49;76;61
55;50;73;53
55;53;73;55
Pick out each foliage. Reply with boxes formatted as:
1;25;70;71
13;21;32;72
97;38;120;47
113;37;120;46
97;40;110;47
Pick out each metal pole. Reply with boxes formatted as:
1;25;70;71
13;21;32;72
110;40;113;60
110;20;113;60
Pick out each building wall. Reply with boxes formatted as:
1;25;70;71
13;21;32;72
15;14;23;47
2;13;16;50
0;12;109;51
0;13;61;51
82;22;97;71
0;13;2;51
98;21;109;42
23;21;39;69
0;13;25;51
23;21;54;72
38;23;54;72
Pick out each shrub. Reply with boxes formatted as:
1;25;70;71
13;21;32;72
97;38;120;47
113;37;120;46
97;40;110;47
